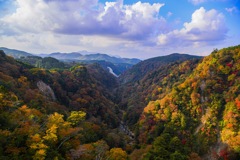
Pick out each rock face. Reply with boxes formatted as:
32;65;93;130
119;121;134;139
37;81;56;101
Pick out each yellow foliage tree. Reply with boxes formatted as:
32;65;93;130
67;111;86;126
107;148;128;160
43;124;58;142
29;134;48;160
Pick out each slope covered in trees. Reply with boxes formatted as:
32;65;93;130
19;56;67;69
0;45;240;159
0;50;129;159
132;45;240;159
117;54;202;125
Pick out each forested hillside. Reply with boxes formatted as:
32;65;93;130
0;50;129;159
130;45;240;159
19;56;67;69
0;45;239;159
117;54;202;125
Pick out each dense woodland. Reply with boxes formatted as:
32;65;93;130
0;45;239;159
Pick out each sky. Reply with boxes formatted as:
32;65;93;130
0;0;239;59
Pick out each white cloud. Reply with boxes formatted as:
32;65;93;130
189;0;232;5
157;7;227;47
121;2;166;39
0;1;235;59
0;0;166;40
0;0;169;59
167;12;173;17
189;0;207;5
225;6;238;13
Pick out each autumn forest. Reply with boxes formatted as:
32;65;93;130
0;45;240;160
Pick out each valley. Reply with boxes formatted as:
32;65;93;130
0;45;239;159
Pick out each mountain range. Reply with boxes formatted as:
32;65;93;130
0;47;33;58
41;52;141;65
0;47;141;76
0;45;239;159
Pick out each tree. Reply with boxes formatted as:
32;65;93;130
107;148;128;160
169;137;182;152
29;134;48;160
67;111;86;126
170;151;187;160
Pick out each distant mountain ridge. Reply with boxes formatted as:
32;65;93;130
0;47;33;58
0;47;141;75
39;52;83;60
43;52;141;65
0;47;141;65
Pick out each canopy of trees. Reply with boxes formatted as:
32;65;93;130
0;45;240;159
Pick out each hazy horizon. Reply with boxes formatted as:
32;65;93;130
0;0;239;59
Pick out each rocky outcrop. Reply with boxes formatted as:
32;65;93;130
37;81;56;101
